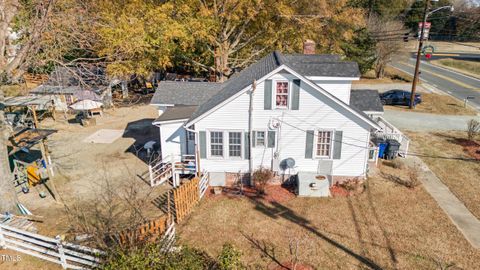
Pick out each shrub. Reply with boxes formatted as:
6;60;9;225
391;158;405;169
339;178;363;192
217;243;245;270
253;167;273;194
467;119;480;141
406;162;421;189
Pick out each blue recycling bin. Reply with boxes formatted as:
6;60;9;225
373;138;387;158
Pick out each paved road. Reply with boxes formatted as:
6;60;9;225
390;57;480;111
411;52;480;61
383;110;480;131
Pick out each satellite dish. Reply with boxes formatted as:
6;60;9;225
280;157;295;170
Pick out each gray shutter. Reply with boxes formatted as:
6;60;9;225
333;131;343;159
267;131;276;148
305;130;314;159
264;79;272;110
199;131;206;159
252;131;256;147
244;132;250;159
291;79;300;110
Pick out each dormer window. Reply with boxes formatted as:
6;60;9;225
275;81;289;108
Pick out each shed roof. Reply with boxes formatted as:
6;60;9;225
8;128;57;155
349;90;384;113
4;95;54;109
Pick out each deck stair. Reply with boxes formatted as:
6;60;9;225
149;154;196;187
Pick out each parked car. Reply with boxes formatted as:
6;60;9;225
379;90;422;106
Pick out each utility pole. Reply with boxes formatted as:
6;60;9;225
0;89;18;213
410;0;429;109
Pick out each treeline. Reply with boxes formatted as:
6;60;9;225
0;0;479;83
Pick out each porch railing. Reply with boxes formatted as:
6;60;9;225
373;116;410;157
149;154;197;187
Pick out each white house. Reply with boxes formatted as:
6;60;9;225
149;48;404;191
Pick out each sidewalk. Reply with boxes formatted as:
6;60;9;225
405;156;480;249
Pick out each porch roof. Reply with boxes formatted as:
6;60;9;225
153;105;198;124
350;90;384;113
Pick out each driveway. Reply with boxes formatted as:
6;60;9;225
383;110;480;131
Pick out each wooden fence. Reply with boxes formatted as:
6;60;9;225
0;223;104;270
172;177;200;223
117;215;170;245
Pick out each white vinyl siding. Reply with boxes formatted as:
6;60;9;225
195;72;370;177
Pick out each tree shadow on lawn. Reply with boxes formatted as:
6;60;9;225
247;198;385;270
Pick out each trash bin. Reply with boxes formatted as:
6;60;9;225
373;138;387;158
385;139;401;160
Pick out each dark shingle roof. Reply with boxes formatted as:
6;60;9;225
283;54;341;63
189;52;284;120
153;105;198;123
287;62;361;77
150;51;368;125
151;82;222;105
188;51;361;122
350;90;384;113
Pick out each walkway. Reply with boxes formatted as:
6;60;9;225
383;110;480;131
405;156;480;249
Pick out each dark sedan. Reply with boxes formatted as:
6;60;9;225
379;90;422;106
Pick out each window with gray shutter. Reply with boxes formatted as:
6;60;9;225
199;131;206;159
267;131;276;148
264;80;272;110
305;130;314;159
291;79;300;110
333;131;343;159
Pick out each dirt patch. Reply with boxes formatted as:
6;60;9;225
385;93;478;115
14;105;166;239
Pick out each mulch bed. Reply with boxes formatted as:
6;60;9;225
455;139;480;160
205;184;296;204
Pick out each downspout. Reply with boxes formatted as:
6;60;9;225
184;125;200;176
248;80;256;185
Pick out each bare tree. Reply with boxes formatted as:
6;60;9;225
368;16;405;78
0;90;18;213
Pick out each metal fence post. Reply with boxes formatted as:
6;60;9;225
55;235;67;269
0;226;6;249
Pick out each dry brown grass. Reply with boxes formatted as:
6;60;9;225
177;172;480;269
385;93;478;115
407;131;480;220
432;58;480;78
355;66;414;84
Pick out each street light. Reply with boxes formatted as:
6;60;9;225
409;1;454;109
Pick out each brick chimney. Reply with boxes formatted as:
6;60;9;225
303;39;316;55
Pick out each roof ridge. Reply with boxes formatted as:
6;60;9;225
273;51;285;66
